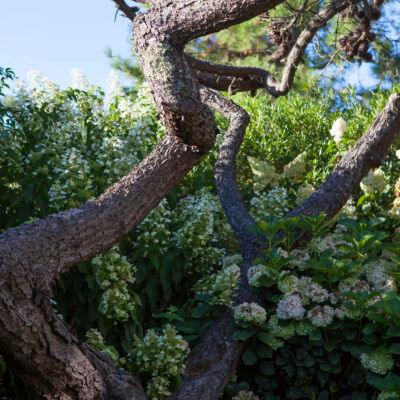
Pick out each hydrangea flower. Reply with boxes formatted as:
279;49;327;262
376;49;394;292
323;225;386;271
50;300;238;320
247;156;282;191
276;294;305;320
307;305;335;327
249;187;289;221
233;391;260;400
247;264;268;288
278;274;299;295
329;117;347;144
233;302;267;325
296;183;315;204
268;314;296;340
360;350;394;375
283;152;307;182
360;168;386;195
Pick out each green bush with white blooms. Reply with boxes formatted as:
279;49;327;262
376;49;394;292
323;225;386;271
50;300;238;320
2;65;400;399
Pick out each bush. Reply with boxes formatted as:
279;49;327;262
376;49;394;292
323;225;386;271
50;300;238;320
2;67;400;399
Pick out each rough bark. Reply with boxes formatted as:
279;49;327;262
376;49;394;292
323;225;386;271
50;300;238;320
0;0;397;398
0;136;206;399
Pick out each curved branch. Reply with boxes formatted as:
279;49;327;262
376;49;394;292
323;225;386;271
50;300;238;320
288;93;400;219
170;88;263;400
172;92;400;400
187;0;359;96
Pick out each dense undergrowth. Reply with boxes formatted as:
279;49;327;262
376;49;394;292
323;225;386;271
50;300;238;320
1;66;400;399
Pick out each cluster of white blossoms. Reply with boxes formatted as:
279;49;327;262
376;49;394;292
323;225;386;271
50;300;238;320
276;294;305;320
378;391;400;400
136;199;173;254
278;274;299;295
247;156;281;191
360;350;394;375
233;390;260;400
247;264;269;288
92;246;138;322
173;188;228;273
86;328;122;366
364;260;396;292
268;314;296;340
360;168;386;196
389;177;400;219
329;117;347;144
307;305;336;327
296;183;315;205
194;261;241;307
132;325;189;399
233;302;267;325
283;152;307;182
249;187;289;222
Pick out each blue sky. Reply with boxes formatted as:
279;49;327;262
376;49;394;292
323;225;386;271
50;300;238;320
1;1;133;88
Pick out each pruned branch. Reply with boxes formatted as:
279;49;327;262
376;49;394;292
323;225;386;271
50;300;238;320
113;0;139;20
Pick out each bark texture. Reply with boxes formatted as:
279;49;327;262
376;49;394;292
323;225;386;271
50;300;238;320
0;0;398;398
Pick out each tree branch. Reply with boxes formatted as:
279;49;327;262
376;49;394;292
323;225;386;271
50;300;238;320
187;0;359;96
171;92;400;400
113;0;139;20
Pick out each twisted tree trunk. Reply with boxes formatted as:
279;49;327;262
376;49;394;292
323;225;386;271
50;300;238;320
0;0;398;398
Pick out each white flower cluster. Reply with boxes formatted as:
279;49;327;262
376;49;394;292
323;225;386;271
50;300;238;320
276;294;305;320
360;168;386;196
249;187;289;222
307;305;335;327
173;188;228;273
233;302;267;325
364;260;396;292
194;262;241;307
233;391;260;400
296;183;315;205
329;117;347;144
278;274;299;295
136;199;173;254
389;177;400;219
360;350;394;375
6;69;160;214
247;264;268;288
92;246;138;322
86;328;122;365
132;325;190;400
378;391;400;400
283;152;307;182
247;156;281;191
268;314;296;340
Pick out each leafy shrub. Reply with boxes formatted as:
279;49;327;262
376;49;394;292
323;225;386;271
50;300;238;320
2;66;400;398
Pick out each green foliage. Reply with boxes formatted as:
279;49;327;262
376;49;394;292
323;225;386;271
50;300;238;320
2;68;400;399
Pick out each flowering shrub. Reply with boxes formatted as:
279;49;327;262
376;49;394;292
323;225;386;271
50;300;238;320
3;67;400;399
129;325;189;399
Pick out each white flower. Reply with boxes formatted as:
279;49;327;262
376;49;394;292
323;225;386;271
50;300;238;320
330;117;347;144
360;350;394;375
233;302;267;325
360;168;386;195
307;305;335;327
276;294;305;320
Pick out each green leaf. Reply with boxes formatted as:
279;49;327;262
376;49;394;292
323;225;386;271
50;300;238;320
260;361;275;376
389;343;400;355
351;391;367;400
362;323;378;335
242;348;257;366
233;329;254;341
367;372;400;391
256;344;273;359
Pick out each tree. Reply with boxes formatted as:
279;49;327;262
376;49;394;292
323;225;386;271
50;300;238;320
0;0;400;399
